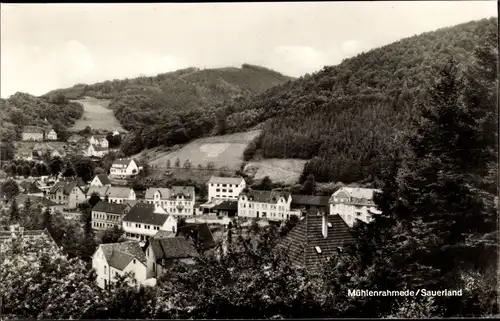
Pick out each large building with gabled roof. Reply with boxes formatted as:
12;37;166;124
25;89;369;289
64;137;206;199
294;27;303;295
329;186;382;227
207;176;246;202
237;189;302;221
92;241;152;289
145;186;196;217
122;203;178;243
277;213;353;273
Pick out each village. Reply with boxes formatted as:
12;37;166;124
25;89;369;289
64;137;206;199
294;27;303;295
0;124;383;289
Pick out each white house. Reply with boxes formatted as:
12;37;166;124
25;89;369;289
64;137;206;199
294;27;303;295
91;201;130;231
86;144;108;158
329;186;382;227
88;135;109;148
48;180;86;209
110;158;140;179
207;176;246;202
238;189;301;221
106;186;136;204
90;174;112;187
45;129;58;141
112;130;120;136
87;186;110;200
145;186;196;217
92;242;150;289
122;203;178;243
21;126;44;141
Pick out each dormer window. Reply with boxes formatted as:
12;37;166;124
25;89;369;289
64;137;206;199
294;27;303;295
327;222;332;228
315;246;322;254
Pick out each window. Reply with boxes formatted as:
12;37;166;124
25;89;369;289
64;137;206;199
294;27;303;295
216;189;220;192
104;265;107;274
222;184;226;187
133;259;136;264
228;189;233;193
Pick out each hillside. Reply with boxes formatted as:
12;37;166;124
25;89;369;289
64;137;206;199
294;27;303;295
0;92;84;144
221;18;497;183
44;64;293;152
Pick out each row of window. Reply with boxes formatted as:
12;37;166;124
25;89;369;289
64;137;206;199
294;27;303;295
214;195;238;199
150;200;191;206
210;183;241;188
93;213;120;221
215;189;234;193
93;221;117;229
124;222;161;230
240;203;285;211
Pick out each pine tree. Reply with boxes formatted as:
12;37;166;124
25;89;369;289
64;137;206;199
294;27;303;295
9;198;19;223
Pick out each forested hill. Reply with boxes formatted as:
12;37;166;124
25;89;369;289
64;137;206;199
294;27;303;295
221;18;497;184
0;93;84;143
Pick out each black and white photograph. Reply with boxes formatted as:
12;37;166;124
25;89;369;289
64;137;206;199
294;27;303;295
0;1;498;319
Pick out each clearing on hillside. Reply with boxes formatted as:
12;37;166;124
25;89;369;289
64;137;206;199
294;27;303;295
148;130;261;171
71;97;125;131
244;159;308;185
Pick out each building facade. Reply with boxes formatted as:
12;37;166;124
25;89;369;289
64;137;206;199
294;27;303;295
21;126;44;141
110;158;140;179
90;174;112;187
145;186;196;217
106;186;136;204
329;186;382;227
207;176;246;202
48;181;86;209
46;129;58;140
92;201;130;231
92;242;149;289
122;203;178;243
238;189;301;221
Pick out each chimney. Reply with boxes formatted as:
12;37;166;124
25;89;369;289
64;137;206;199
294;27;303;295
322;213;328;239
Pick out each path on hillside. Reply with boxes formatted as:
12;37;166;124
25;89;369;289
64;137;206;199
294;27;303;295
71;97;125;132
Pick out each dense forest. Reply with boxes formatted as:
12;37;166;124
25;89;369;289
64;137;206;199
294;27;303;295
231;18;497;183
44;64;293;154
40;18;496;184
0;93;84;157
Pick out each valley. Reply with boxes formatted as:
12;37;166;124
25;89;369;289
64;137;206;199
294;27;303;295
71;97;125;132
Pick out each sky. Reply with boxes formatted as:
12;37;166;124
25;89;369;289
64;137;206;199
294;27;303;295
1;1;497;98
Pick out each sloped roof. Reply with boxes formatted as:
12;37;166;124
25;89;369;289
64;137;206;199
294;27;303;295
211;200;238;211
23;126;44;134
112;158;135;166
171;186;195;199
149;237;199;263
291;195;330;207
67;134;83;142
278;214;353;272
95;174;111;185
145;188;171;200
122;203;169;226
241;189;291;203
100;241;147;271
332;187;381;201
49;181;81;195
15;194;58;207
152;230;176;239
91;144;108;152
106;186;132;198
208;176;244;185
177;223;216;250
92;201;128;214
87;186;109;197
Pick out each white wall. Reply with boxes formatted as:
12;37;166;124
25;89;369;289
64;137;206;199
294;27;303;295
92;247;108;289
208;180;245;202
110;160;139;178
237;195;299;221
90;176;103;187
68;187;86;209
330;203;380;227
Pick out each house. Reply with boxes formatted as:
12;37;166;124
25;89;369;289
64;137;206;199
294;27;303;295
13;193;62;214
92;241;149;289
291;195;331;216
106;186;136;204
92;201;130;231
329;186;382;227
89;135;109;148
21;126;44;141
67;134;83;144
0;225;58;253
177;222;216;252
85;144;108;158
19;181;44;197
145;186;196;216
207;176;246;202
238;189;301;221
211;200;238;217
110;158;140;179
144;237;198;279
122;203;178;243
112;130;120;136
277;212;353;272
48;180;86;209
86;186;109;200
90;174;112;187
45;128;58;140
